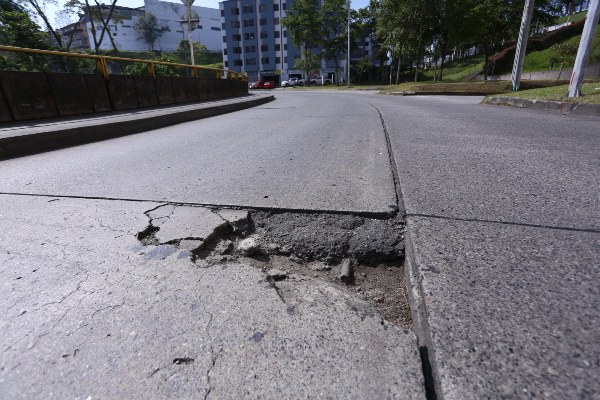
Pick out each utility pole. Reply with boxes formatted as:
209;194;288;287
511;0;535;91
347;0;350;88
180;0;199;66
566;0;600;98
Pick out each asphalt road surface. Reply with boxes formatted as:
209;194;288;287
1;90;599;399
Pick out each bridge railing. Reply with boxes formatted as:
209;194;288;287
0;45;248;82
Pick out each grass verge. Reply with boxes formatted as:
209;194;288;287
488;79;600;104
378;79;570;95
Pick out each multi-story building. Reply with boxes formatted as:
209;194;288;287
219;0;351;84
72;0;223;53
57;21;91;50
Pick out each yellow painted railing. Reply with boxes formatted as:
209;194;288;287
0;45;248;82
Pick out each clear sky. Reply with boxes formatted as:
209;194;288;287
44;0;370;28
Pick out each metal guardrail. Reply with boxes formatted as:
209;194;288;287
0;45;248;82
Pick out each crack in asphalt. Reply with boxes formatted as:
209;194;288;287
0;192;394;219
406;212;600;234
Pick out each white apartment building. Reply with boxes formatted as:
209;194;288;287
79;0;223;52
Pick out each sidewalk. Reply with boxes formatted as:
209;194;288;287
0;93;274;160
371;94;600;399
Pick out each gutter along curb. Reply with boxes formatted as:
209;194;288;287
486;96;600;116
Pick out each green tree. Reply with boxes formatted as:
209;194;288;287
282;0;321;85
63;0;126;55
122;54;179;76
134;10;169;51
0;0;51;71
177;39;207;64
293;49;321;80
549;41;579;77
320;0;351;84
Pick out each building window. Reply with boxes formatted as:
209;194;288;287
232;34;241;41
233;47;242;54
220;9;224;16
244;32;255;40
284;56;288;63
259;4;267;12
274;17;279;24
282;3;286;10
365;50;369;55
244;19;254;27
283;30;287;37
260;31;268;39
245;45;256;52
222;23;226;30
260;17;267;25
211;27;221;31
224;61;228;67
294;55;300;60
275;44;280;51
223;48;227;55
231;21;240;28
243;5;254;13
273;3;279;11
234;59;243;66
274;31;280;38
246;58;256;65
284;43;287;50
223;36;227;43
261;57;269;64
275;56;280;64
230;7;239;15
365;42;369;47
261;44;268;51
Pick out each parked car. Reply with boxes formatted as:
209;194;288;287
250;81;265;89
281;77;306;87
310;76;332;85
263;81;276;89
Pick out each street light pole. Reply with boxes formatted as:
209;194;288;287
347;0;350;88
567;0;600;98
511;0;535;91
186;0;194;66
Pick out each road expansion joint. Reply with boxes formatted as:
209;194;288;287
135;204;411;328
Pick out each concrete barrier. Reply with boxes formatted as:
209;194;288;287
0;71;58;120
206;78;217;99
0;70;248;122
107;75;138;110
171;77;188;103
485;62;600;81
185;77;199;102
0;90;13;122
133;75;158;108
198;78;209;100
47;72;95;116
155;76;175;105
84;74;111;113
214;78;225;99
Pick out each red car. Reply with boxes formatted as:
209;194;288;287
250;81;265;89
263;81;276;89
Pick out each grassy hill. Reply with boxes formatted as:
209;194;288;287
557;10;588;25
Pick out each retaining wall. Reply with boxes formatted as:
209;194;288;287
0;71;248;122
481;62;600;81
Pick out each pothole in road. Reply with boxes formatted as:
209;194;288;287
136;205;411;329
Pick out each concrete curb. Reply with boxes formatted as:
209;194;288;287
385;91;488;96
0;94;274;160
487;96;600;117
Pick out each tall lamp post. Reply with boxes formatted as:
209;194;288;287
347;0;350;88
180;0;199;66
